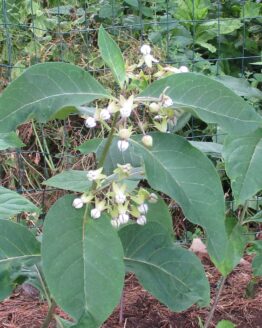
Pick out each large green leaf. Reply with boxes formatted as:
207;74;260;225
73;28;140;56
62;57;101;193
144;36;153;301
252;254;262;276
223;129;262;205
0;62;110;132
43;170;91;192
0;220;41;267
0;187;38;219
98;26;126;88
130;133;228;273
137;74;262;135
42;195;125;327
0;132;25;150
0;267;13;301
119;222;210;311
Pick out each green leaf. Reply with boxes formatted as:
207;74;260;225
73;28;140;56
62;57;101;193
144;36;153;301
119;222;210;311
98;26;126;88
77;138;103;154
0;132;25;150
43;170;91;192
55;316;73;328
216;320;236;328
252;254;262;276
244;210;262;223
137;73;262;135
0;220;41;267
223;129;262;205
147;197;173;235
42;195;125;326
0;187;38;219
0;62;110;132
130;133;228;273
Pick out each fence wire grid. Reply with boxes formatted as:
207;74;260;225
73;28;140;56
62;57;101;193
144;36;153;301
0;0;261;240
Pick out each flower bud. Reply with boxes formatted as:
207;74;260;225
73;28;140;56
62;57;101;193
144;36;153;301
91;208;101;219
115;190;126;204
144;54;159;68
100;109;111;121
118;213;129;225
118;128;132;140
137;215;147;225
148;193;158;203
80;194;93;204
111;219;120;228
142;135;153;147
85;116;96;128
119;95;134;118
149;102;160;113
72;198;84;209
140;44;151;55
118;140;129;152
138;203;148;214
179;65;189;73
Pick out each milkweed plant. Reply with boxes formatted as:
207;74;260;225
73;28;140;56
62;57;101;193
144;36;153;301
0;25;261;328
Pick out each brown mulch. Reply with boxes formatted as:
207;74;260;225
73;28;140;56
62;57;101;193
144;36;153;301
0;258;261;328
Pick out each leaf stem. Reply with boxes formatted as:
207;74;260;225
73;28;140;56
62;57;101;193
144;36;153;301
41;299;57;328
35;264;51;307
204;276;226;328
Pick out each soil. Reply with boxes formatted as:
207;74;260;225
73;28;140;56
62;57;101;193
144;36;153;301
0;257;261;328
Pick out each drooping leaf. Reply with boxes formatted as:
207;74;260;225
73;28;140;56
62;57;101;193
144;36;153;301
130;133;228;273
252;254;262;276
220;217;247;274
0;132;25;150
190;141;222;157
137;73;262;135
42;195;125;327
0;62;110;132
223;129;262;205
98;26;126;88
119;223;210;311
43;170;91;192
0;187;38;219
0;267;13;301
0;220;41;267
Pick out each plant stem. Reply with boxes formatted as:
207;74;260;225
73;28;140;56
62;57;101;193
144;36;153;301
119;290;125;324
41;299;57;328
35;264;51;307
97;112;119;169
204;276;226;328
239;200;249;225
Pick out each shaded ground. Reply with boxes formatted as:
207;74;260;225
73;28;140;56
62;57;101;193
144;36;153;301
0;257;261;328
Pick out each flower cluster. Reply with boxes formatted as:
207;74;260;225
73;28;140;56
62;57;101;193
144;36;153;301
75;42;187;226
72;166;158;228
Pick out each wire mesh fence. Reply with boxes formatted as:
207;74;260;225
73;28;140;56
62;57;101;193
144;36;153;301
0;0;261;238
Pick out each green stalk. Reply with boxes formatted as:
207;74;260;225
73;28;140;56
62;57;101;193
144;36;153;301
239;200;249;225
98;112;119;169
41;299;57;328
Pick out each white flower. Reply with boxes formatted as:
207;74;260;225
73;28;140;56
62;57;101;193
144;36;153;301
144;54;159;68
140;44;151;55
148;193;158;203
86;168;104;181
118;140;129;152
179;65;189;73
91;208;101;219
164;66;181;74
100;109;111;121
111;219;120;228
118;213;129;224
137;215;147;225
115;190;126;204
72;198;84;209
118;163;132;174
118;128;132;140
142;135;153;147
153;115;162;121
85;116;96;128
120;95;134;118
162;95;173;108
138;203;148;214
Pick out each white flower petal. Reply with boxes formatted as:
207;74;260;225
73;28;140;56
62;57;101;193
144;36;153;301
118;140;129;152
138;203;148;214
72;198;84;209
85;117;96;128
140;44;151;55
137;215;147;225
91;208;101;219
